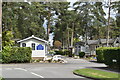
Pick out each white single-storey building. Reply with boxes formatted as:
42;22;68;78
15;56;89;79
17;35;48;59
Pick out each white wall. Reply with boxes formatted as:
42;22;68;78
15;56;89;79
20;39;47;57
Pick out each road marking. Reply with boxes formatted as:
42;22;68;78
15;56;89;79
30;72;44;78
5;68;12;70
14;68;27;71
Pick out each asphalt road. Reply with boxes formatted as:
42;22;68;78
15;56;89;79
0;58;106;79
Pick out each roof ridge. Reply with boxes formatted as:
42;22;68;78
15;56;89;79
17;35;48;43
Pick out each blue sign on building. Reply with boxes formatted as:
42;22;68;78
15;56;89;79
36;44;44;50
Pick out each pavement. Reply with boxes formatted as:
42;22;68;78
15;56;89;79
0;58;107;79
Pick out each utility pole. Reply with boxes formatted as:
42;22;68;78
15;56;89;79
106;0;111;47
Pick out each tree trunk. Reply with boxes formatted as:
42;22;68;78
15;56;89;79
47;10;51;41
67;24;69;50
71;23;74;47
106;0;111;47
71;23;74;55
85;24;87;46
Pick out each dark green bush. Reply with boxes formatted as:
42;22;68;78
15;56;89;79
96;47;105;63
2;46;32;63
54;50;72;56
0;51;2;63
103;47;120;68
79;52;85;58
64;50;71;55
96;47;120;68
55;50;64;55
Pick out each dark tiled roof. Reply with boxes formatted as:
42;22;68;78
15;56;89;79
100;39;114;44
87;40;99;45
75;38;118;45
75;41;85;46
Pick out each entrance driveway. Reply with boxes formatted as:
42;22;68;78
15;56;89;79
0;58;106;79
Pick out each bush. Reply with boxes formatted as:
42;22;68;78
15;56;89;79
96;47;105;63
96;47;120;68
64;50;71;56
79;52;85;58
54;50;64;55
0;51;2;63
54;50;72;56
103;47;120;68
2;46;32;63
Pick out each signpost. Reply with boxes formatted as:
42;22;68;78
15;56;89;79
37;44;44;50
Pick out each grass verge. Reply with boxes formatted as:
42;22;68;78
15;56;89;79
73;68;120;80
0;77;4;80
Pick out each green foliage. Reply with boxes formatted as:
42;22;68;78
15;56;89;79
2;2;46;39
64;50;71;56
79;52;85;58
2;31;15;47
54;50;72;56
54;50;64;55
0;51;2;63
111;1;120;27
2;47;32;63
0;77;5;80
96;47;105;63
103;47;120;68
49;51;55;55
96;47;120;68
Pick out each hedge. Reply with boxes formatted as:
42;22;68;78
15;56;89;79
54;50;73;57
2;46;32;63
96;47;120;68
79;52;85;58
54;50;64;55
96;47;105;63
0;51;2;63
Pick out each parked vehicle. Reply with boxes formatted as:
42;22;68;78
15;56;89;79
52;55;64;61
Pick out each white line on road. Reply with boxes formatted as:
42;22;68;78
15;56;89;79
30;72;44;78
14;68;27;71
5;68;12;70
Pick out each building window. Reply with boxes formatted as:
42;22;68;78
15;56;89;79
32;43;35;50
22;43;26;47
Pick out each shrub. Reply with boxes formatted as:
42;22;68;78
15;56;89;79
2;46;32;63
54;50;64;55
79;52;85;58
103;47;120;68
96;47;120;68
49;51;55;55
96;47;105;63
64;50;71;56
54;50;72;56
0;51;2;63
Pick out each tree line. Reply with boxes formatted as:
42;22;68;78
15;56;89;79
2;1;120;48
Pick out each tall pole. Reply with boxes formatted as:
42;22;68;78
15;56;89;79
0;0;2;51
106;0;111;47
